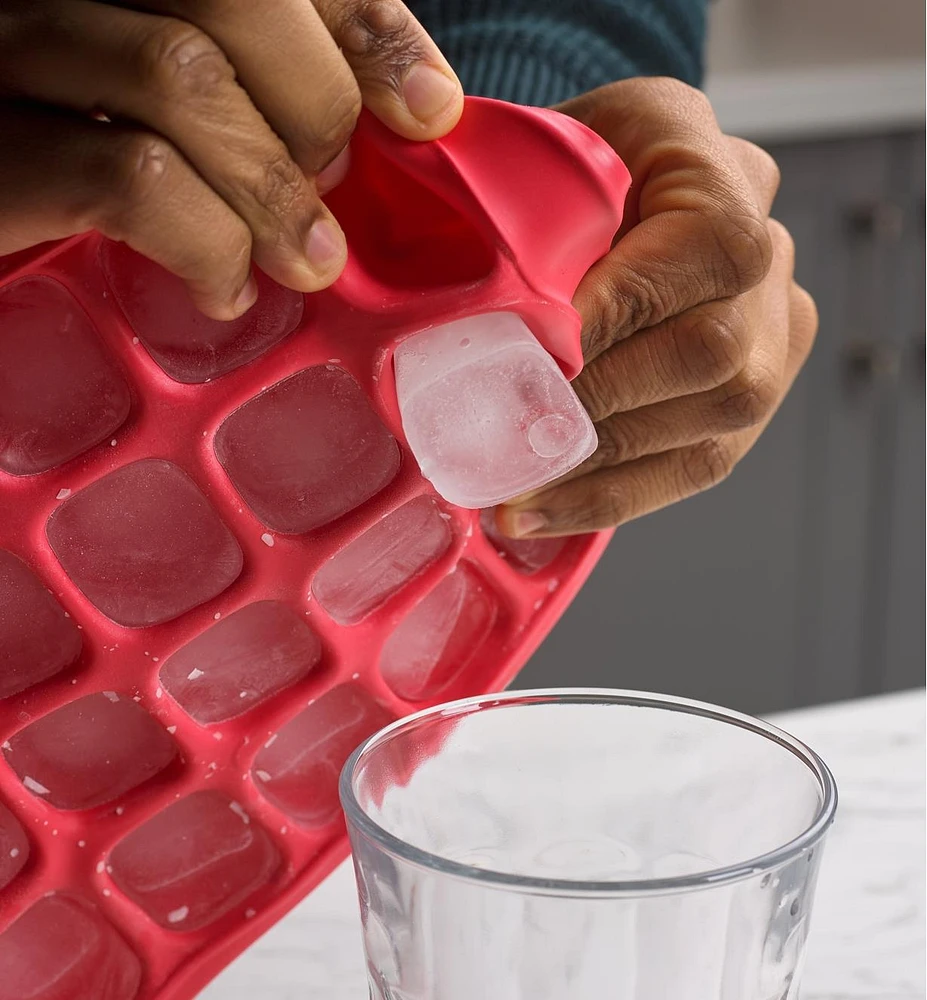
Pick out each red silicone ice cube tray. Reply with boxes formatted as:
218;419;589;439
0;97;630;999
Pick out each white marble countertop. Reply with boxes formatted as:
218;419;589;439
202;689;926;1000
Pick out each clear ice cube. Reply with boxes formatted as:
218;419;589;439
0;801;29;891
46;459;243;628
312;497;452;625
0;893;142;1000
101;241;304;384
4;692;177;810
0;275;131;475
108;790;279;931
393;312;596;508
160;601;323;724
252;684;393;827
380;563;498;702
479;509;567;575
215;366;400;534
0;550;83;699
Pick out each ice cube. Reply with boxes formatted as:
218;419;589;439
0;893;141;1000
101;242;304;383
108;790;279;931
0;802;29;891
46;459;243;628
4;692;177;810
0;275;131;475
479;508;567;574
252;684;393;827
0;550;82;699
215;366;400;534
160;601;323;724
380;563;498;702
393;312;596;508
312;497;452;624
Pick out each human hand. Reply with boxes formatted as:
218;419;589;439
0;0;462;318
497;77;818;538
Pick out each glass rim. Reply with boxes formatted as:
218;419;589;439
340;688;838;897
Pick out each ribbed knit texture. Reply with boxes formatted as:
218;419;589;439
408;0;707;106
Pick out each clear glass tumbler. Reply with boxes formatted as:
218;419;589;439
340;689;838;1000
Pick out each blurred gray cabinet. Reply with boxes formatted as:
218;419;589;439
516;130;925;714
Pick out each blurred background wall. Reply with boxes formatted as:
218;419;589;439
516;0;925;713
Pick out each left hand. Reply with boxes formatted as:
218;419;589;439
497;77;818;538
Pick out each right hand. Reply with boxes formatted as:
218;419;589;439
0;0;463;317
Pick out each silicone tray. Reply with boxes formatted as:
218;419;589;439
0;97;629;999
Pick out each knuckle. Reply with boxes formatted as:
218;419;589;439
599;478;632;528
719;365;780;428
252;153;312;222
138;20;233;101
677;301;748;385
333;0;424;67
596;416;637;465
573;360;617;422
106;132;176;212
307;79;362;152
708;208;774;295
678;438;735;494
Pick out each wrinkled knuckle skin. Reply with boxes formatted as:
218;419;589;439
679;438;735;494
252;154;312;225
334;0;426;70
138;20;234;103
751;143;781;195
596;417;637;466
711;209;774;295
105;133;176;222
574;361;617;423
677;301;747;386
308;81;362;155
719;366;780;429
599;480;631;529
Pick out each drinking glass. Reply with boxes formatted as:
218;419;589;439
340;689;837;1000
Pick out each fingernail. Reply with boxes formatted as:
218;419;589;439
317;145;351;195
305;217;345;276
232;274;258;315
509;510;548;538
402;63;460;124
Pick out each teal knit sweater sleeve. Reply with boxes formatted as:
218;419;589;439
407;0;707;106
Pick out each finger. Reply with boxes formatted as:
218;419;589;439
560;78;773;362
725;136;780;214
500;219;798;528
316;0;464;139
497;438;741;537
573;216;795;423
125;0;362;177
0;105;254;320
573;295;753;422
1;0;346;291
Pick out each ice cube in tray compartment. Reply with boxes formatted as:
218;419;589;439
101;241;304;384
394;312;596;509
0;893;142;1000
0;550;83;699
312;496;452;625
108;791;279;932
46;459;243;628
160;601;323;724
0;275;131;476
0;802;29;891
380;563;498;702
215;366;400;534
252;684;393;828
3;692;177;810
479;508;567;574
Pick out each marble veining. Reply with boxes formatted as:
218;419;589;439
201;689;925;1000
